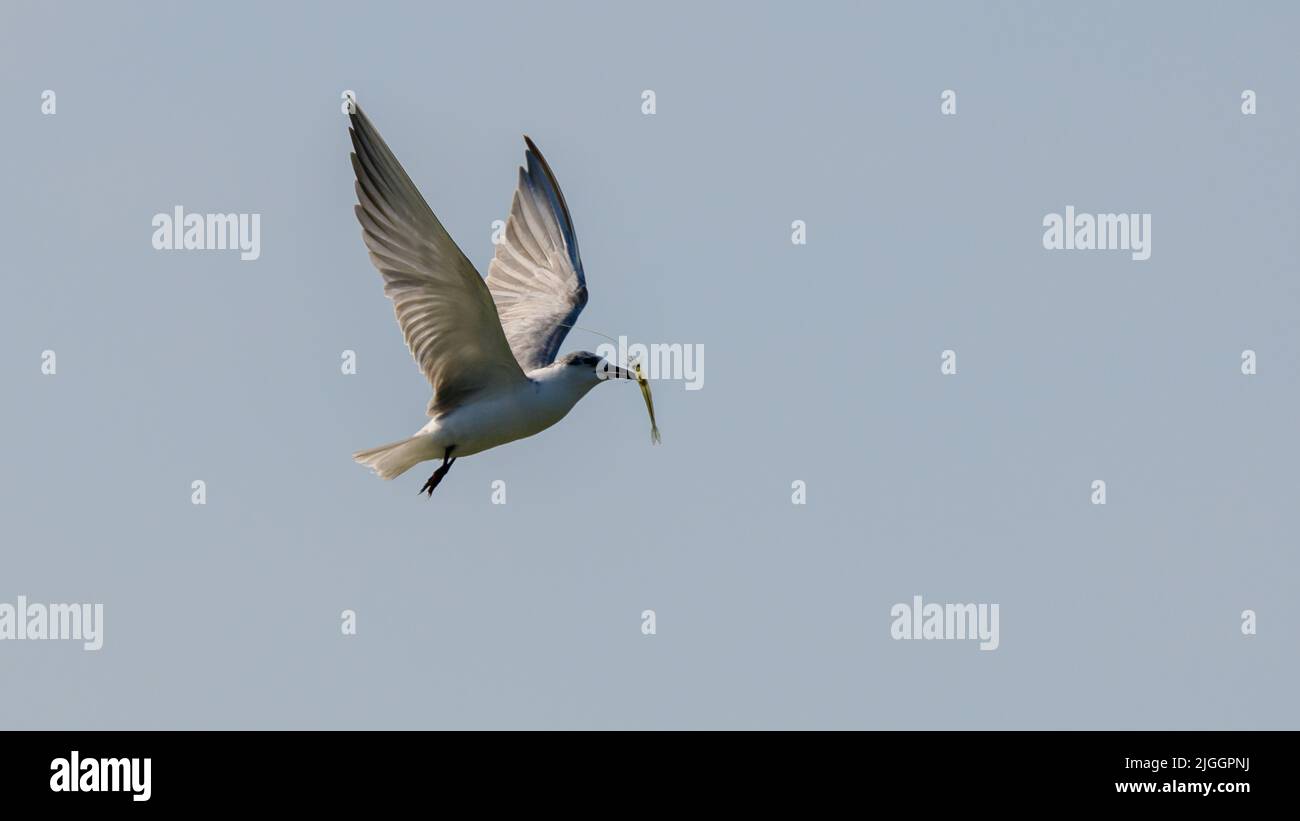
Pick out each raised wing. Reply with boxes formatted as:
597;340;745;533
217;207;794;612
348;104;525;415
486;137;589;372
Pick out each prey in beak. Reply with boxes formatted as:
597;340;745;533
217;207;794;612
598;358;661;444
630;360;661;444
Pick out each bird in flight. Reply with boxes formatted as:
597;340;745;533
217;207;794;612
346;104;658;497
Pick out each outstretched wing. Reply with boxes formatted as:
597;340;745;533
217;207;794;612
486;137;589;372
348;104;525;415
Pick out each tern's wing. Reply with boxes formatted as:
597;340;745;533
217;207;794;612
348;105;525;415
486;137;589;372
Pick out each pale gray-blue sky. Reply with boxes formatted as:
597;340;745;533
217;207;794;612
1;1;1296;728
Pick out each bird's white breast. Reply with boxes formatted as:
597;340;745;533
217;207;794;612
417;376;589;458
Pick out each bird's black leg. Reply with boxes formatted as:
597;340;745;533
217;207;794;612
419;446;456;498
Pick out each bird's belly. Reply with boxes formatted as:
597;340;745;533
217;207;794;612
426;392;567;458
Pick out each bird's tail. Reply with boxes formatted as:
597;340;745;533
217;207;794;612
353;436;429;480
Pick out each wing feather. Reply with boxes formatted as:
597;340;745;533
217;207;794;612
486;137;589;372
347;104;524;415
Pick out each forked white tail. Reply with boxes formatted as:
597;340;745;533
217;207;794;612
353;436;429;480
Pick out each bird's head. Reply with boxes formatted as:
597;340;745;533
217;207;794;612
558;350;636;384
555;351;661;444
